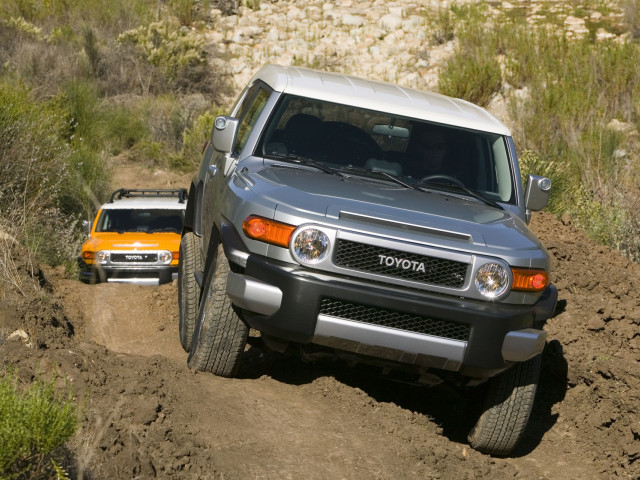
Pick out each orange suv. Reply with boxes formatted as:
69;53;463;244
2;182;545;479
78;188;187;285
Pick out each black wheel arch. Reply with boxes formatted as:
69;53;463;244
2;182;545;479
183;180;205;237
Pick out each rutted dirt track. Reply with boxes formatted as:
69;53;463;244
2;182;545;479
1;165;639;479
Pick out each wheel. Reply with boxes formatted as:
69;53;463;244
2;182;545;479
467;354;541;456
85;266;105;285
178;232;203;352
420;174;465;187
187;243;248;377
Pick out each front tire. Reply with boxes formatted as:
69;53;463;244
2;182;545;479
468;354;541;456
187;244;248;377
178;232;203;352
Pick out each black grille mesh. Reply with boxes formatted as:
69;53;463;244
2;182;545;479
335;239;467;288
320;298;470;341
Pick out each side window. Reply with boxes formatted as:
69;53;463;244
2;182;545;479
233;85;271;155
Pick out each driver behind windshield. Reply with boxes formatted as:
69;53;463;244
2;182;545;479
405;124;457;181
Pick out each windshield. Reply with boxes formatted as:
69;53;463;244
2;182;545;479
257;95;515;204
96;209;184;233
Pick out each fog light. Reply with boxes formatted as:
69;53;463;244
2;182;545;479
475;263;509;299
291;228;330;265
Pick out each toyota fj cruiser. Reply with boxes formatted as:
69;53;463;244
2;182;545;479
178;64;558;455
79;188;187;285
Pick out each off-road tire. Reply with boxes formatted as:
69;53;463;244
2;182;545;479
178;232;203;352
86;266;105;285
468;354;541;456
187;244;248;377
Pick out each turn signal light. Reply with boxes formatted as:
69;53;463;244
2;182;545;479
242;216;296;248
82;251;94;260
511;268;549;292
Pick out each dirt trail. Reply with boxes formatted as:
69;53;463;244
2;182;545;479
1;161;639;479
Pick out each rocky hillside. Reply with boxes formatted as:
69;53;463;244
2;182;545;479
207;0;623;117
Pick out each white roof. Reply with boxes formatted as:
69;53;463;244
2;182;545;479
251;64;510;136
101;197;186;210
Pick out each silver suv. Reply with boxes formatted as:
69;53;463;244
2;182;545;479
178;64;557;456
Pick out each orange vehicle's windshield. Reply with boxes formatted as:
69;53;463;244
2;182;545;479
95;209;184;234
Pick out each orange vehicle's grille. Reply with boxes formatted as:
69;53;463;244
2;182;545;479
110;253;158;263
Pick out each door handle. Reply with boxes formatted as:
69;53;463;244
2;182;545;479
208;165;218;178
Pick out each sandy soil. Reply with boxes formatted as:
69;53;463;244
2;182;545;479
1;162;639;479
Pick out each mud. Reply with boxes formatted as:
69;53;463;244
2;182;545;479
1;163;639;479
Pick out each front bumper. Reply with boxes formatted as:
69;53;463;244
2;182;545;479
77;257;177;285
227;253;556;379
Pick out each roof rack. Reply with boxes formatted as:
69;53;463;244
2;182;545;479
108;188;188;204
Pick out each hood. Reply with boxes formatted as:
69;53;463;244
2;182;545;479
246;165;543;252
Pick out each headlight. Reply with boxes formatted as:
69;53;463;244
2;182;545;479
97;251;109;264
158;251;172;264
475;262;509;299
291;228;330;265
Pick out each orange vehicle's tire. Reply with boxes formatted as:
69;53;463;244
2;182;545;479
178;232;202;352
187;244;248;377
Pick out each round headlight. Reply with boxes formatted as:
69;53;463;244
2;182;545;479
291;228;330;265
475;263;509;299
97;251;109;264
159;251;172;264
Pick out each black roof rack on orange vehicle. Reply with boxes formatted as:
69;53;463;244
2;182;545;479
108;188;188;204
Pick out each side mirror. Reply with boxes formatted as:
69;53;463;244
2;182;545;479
211;116;240;154
82;219;91;235
524;175;552;212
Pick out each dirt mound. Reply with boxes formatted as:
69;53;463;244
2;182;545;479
1;211;639;479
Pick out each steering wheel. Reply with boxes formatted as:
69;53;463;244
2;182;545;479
420;174;465;188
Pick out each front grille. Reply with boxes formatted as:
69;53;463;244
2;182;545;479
320;298;470;341
334;239;467;288
110;253;158;263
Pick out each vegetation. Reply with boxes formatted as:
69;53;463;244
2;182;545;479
438;1;640;261
1;0;640;475
0;369;78;480
0;0;232;273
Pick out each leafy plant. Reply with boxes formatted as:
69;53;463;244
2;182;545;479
0;369;78;480
117;20;207;81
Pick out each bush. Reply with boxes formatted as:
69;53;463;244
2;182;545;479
437;4;503;106
0;80;111;266
622;0;640;38
438;47;502;107
504;19;640;259
117;20;207;83
0;369;78;480
169;107;226;171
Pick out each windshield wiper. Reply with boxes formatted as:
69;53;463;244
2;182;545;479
419;180;504;210
340;166;420;191
268;153;343;177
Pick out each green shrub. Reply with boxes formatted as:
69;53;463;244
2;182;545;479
117;20;207;81
622;0;640;38
0;80;110;266
438;3;640;259
169;108;218;171
504;24;640;258
102;103;150;154
437;4;503;106
0;369;78;480
430;8;455;45
438;48;502;107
